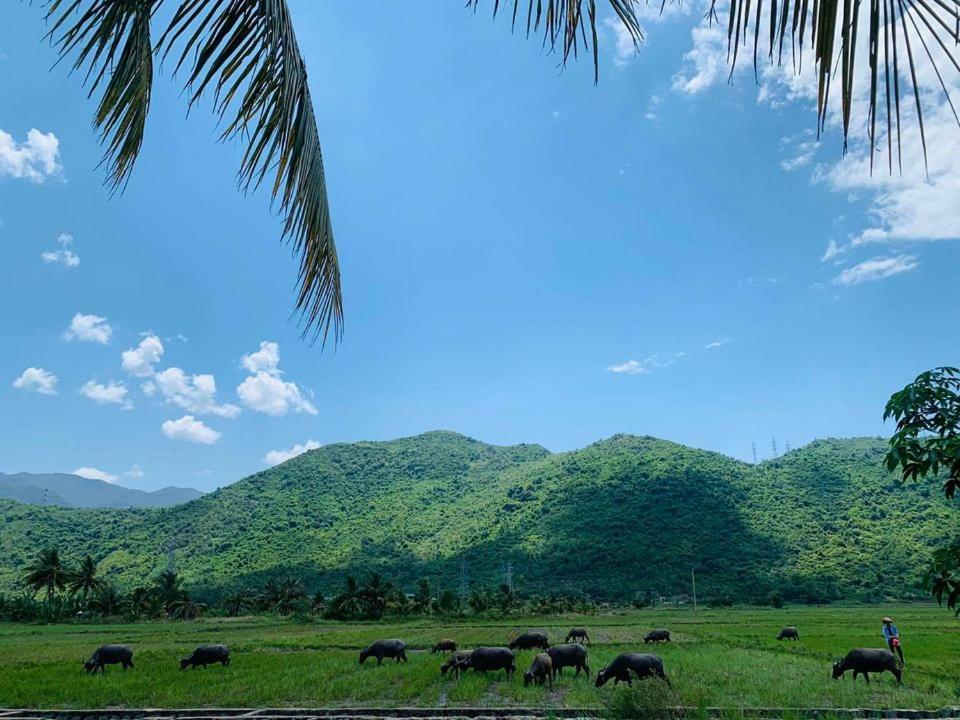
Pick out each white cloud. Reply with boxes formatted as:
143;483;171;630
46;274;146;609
833;255;919;286
63;313;112;344
264;439;322;467
73;466;119;484
739;276;778;287
821;239;843;262
0;128;61;182
121;335;164;377
161;415;221;444
79;379;133;409
704;339;729;349
604;16;640;68
12;367;58;395
237;371;317;416
237;341;316;416
670;2;960;251
151;367;240;418
40;233;79;268
124;464;145;478
672;21;726;94
779;133;819;171
607;352;685;375
241;341;281;375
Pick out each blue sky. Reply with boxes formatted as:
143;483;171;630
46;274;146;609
2;2;958;492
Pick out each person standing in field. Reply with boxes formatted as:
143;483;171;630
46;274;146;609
882;616;904;666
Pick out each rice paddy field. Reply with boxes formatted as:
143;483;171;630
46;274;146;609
0;605;957;711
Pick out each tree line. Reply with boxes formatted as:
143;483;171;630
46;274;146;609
0;547;598;623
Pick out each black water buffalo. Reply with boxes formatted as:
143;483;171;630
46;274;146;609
547;643;590;678
832;649;902;684
180;644;230;670
458;647;516;676
509;631;550;651
596;653;670;687
84;645;134;673
440;650;473;677
565;627;590;644
359;639;408;665
777;626;800;641
644;629;671;644
524;653;554;687
432;638;457;654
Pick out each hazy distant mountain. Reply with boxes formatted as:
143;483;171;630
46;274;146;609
0;472;202;509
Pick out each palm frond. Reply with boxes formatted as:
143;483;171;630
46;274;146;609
157;0;341;345
710;0;960;168
476;0;960;170
467;0;645;83
45;0;156;193
46;0;341;344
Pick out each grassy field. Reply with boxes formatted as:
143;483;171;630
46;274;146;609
0;605;957;710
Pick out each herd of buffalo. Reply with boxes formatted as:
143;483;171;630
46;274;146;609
82;624;905;688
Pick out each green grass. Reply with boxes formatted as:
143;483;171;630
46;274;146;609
1;605;957;710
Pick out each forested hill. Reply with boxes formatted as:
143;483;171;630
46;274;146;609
0;432;955;603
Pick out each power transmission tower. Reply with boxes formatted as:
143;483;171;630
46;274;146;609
771;437;778;458
503;560;514;592
751;442;758;463
784;441;792;453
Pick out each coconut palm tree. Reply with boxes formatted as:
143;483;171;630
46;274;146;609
23;548;72;601
358;573;393;619
411;578;434;615
169;598;207;620
151;570;188;614
223;587;256;616
88;584;126;617
42;1;959;342
326;575;366;619
68;554;103;599
262;576;307;615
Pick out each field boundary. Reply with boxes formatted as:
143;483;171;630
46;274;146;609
2;708;960;720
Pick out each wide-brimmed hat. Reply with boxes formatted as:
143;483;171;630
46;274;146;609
882;616;893;623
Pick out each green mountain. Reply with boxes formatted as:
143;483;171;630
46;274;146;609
0;472;203;509
0;432;954;602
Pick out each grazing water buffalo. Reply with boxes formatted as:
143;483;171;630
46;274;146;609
359;639;408;665
440;650;473;677
180;644;230;670
547;643;590;678
832;649;902;684
596;653;670;687
777;626;800;641
509;631;550;651
84;645;134;673
524;653;554;687
432;638;457;654
644;629;671;644
565;627;590;644
458;647;516;677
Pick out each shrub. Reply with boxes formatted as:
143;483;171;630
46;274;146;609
603;678;678;720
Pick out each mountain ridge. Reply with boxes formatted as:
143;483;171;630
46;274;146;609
0;432;952;603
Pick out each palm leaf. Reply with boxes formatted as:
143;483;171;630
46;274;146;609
45;0;155;193
475;0;960;170
467;0;645;83
46;0;341;344
157;0;341;344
